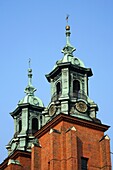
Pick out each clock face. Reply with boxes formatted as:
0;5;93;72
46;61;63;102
75;101;87;113
33;98;39;105
74;58;80;65
49;104;56;116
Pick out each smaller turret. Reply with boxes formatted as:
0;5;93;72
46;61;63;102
6;61;44;155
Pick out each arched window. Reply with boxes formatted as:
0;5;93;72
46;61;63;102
32;118;38;131
56;82;61;95
19;120;22;133
73;80;80;93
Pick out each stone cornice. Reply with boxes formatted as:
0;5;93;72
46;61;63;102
46;62;92;82
0;150;31;170
35;113;110;138
10;103;45;117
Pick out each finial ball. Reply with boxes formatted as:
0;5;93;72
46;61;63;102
66;25;70;30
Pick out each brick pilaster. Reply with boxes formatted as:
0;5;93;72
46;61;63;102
31;144;41;170
60;127;66;170
49;128;61;170
99;135;112;170
66;126;78;170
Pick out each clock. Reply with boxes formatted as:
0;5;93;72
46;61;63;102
74;58;80;65
49;104;56;116
33;98;39;105
75;101;87;113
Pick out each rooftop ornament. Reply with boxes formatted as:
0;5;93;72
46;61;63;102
61;15;76;56
24;58;36;95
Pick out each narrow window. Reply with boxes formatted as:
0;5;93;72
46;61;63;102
48;161;50;170
32;118;38;131
81;157;88;170
56;82;61;95
19;120;22;133
73;80;80;93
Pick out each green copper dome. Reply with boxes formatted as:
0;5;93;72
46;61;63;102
18;95;44;107
54;55;85;68
18;68;44;107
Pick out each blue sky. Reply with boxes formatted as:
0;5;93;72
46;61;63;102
0;0;113;164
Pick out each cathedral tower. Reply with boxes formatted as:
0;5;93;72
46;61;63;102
43;24;99;125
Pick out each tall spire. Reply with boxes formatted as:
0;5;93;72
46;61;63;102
61;16;76;56
24;59;36;95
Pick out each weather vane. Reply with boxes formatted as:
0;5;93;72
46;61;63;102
29;58;31;68
66;14;69;24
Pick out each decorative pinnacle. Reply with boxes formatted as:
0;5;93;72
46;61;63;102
24;59;36;95
61;15;76;55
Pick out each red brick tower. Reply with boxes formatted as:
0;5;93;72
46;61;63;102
0;24;111;170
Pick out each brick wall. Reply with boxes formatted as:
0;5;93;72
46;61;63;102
1;114;111;170
32;115;111;170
